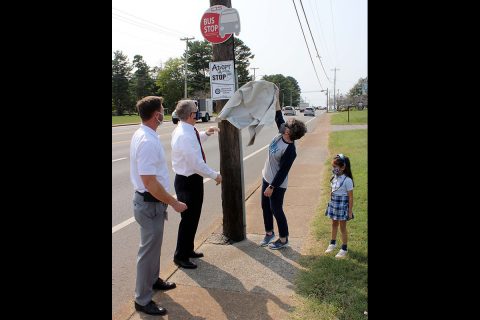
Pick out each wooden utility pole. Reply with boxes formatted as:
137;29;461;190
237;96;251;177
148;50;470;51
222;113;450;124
331;68;339;111
180;37;195;98
250;67;259;80
210;0;246;242
322;88;329;112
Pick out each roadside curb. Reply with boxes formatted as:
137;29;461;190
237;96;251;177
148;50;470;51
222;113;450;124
112;122;140;127
112;120;173;127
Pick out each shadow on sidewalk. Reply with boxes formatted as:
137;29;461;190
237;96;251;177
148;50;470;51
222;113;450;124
236;238;303;290
139;292;207;320
182;259;292;320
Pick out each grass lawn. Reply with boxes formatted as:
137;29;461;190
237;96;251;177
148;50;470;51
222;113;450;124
330;109;368;125
112;114;172;125
293;129;367;320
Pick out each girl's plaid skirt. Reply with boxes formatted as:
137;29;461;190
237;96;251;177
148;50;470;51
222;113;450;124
325;194;354;220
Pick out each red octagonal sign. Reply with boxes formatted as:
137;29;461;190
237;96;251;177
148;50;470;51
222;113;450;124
200;5;240;44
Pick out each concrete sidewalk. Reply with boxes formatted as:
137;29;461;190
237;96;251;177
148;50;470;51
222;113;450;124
118;113;335;320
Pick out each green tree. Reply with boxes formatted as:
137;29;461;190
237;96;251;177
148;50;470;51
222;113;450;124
155;58;184;112
348;77;368;108
185;40;212;98
112;50;132;116
262;74;301;107
150;66;161;100
348;77;367;97
285;76;301;106
131;55;156;102
126;80;138;115
234;37;254;87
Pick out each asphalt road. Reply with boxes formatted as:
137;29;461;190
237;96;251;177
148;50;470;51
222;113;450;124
112;113;322;314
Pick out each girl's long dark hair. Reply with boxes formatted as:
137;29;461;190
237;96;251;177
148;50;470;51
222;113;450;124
332;155;354;186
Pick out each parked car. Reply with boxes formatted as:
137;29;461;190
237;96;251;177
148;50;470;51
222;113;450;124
299;102;309;112
172;110;179;124
283;106;296;116
304;106;316;117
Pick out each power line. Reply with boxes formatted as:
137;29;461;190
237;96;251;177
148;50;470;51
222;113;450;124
299;0;330;82
112;13;180;37
311;0;333;71
291;0;323;90
329;0;338;65
112;7;187;37
112;28;174;49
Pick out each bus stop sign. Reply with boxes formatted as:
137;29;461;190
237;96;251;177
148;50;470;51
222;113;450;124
200;5;240;44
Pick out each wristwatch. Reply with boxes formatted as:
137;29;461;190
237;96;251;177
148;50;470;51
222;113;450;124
268;185;274;190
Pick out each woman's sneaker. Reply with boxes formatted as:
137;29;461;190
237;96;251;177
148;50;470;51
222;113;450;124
259;232;275;247
335;249;348;258
325;244;336;253
268;238;289;250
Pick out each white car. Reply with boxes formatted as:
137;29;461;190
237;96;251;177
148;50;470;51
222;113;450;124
283;106;296;116
304;107;316;116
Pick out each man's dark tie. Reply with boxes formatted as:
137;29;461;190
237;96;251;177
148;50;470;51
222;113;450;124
194;127;206;162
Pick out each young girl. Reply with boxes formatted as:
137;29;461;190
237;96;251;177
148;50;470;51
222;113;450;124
324;154;354;258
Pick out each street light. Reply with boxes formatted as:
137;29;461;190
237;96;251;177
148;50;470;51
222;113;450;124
321;88;329;113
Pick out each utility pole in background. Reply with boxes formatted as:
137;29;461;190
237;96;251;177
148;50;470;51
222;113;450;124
331;67;339;111
210;0;245;242
180;36;195;98
250;67;259;81
275;82;282;107
338;90;340;110
321;88;329;113
326;88;329;112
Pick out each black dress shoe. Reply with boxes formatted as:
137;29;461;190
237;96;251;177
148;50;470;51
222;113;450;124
153;278;176;291
134;300;167;316
173;257;197;269
189;251;204;258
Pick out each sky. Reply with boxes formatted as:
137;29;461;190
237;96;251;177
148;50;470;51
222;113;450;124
112;0;367;106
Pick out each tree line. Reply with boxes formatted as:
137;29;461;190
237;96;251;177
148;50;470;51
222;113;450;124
335;77;368;110
112;38;303;116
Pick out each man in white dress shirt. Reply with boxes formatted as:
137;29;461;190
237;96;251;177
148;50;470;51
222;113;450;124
171;99;222;269
130;96;188;316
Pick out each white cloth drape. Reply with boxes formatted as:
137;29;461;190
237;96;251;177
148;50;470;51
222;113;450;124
216;80;279;146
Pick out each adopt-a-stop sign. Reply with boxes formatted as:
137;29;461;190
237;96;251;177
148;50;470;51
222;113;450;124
200;5;232;44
